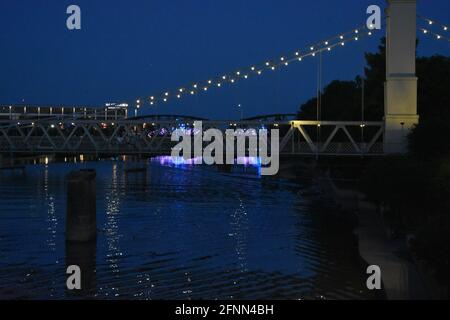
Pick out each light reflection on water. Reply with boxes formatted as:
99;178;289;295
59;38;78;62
0;157;379;300
103;163;123;297
156;156;261;167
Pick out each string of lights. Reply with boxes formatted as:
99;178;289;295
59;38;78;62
419;27;450;43
417;15;449;32
135;23;382;109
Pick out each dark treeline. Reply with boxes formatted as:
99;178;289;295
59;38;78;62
297;38;450;295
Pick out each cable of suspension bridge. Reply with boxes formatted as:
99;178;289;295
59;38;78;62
316;49;322;158
417;15;449;32
134;22;382;110
417;15;450;43
419;27;450;43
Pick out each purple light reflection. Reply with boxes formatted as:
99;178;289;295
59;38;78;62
154;156;202;166
152;156;262;175
236;157;261;166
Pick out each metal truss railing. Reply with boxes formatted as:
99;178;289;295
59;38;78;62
0;119;384;156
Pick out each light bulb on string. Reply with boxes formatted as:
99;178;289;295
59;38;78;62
140;23;383;105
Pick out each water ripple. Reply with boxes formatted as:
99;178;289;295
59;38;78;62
0;159;380;300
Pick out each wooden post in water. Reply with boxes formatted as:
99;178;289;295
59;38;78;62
66;170;97;242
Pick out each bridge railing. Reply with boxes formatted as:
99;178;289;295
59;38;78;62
282;121;384;155
0;119;384;156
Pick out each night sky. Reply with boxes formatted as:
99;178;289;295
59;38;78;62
1;0;449;119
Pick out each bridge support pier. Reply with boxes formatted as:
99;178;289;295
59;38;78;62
66;170;97;242
384;0;419;154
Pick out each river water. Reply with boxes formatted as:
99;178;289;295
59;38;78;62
0;157;380;299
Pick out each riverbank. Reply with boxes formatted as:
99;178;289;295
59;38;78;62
321;172;445;299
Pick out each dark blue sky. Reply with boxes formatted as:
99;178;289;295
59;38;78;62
1;0;449;119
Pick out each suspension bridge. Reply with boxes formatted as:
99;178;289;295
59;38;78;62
0;0;447;158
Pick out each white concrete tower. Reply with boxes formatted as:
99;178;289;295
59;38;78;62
384;0;419;153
